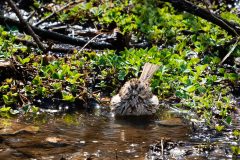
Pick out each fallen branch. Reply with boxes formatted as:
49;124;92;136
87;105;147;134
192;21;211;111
0;16;117;50
14;38;78;53
5;0;46;52
160;0;240;36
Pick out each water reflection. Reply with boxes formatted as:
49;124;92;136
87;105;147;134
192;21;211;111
0;110;190;159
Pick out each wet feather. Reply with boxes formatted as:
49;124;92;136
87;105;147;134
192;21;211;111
111;63;160;116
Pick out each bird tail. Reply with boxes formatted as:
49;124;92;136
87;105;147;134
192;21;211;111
139;63;159;82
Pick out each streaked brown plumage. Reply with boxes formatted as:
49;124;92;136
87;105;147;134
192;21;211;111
110;63;160;116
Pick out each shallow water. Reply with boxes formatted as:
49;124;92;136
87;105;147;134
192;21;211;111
0;105;239;160
0;110;190;160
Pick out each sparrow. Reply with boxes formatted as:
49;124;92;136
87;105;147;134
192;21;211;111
110;63;160;116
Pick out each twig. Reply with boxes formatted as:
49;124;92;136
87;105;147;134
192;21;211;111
201;0;214;12
78;33;103;53
27;10;36;22
201;0;239;64
34;1;78;27
5;0;46;52
19;93;29;104
217;93;222;101
115;149;118;160
219;38;239;65
202;0;239;37
161;139;164;158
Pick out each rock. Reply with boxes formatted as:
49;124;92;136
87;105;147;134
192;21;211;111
155;117;186;127
0;119;39;135
234;57;240;66
45;137;63;143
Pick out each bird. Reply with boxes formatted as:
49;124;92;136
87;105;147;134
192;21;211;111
110;63;160;116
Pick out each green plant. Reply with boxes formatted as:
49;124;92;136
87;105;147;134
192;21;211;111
215;124;224;132
0;106;11;118
2;92;18;105
62;91;75;102
231;146;240;156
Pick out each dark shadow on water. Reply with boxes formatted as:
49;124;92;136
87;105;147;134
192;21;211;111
114;115;157;128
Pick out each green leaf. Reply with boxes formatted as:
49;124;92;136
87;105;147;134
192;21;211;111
196;64;208;76
215;124;224;132
185;85;196;93
0;85;9;91
197;86;206;93
233;130;240;137
23;104;30;112
190;57;200;65
31;106;39;113
32;75;42;85
231;146;240;155
212;57;221;64
175;90;188;99
17;55;30;65
224;73;238;82
218;68;225;74
225;116;232;125
118;70;127;80
37;87;47;96
12;93;18;97
52;73;59;79
52;82;62;91
2;95;12;105
0;106;11;112
62;91;75;102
